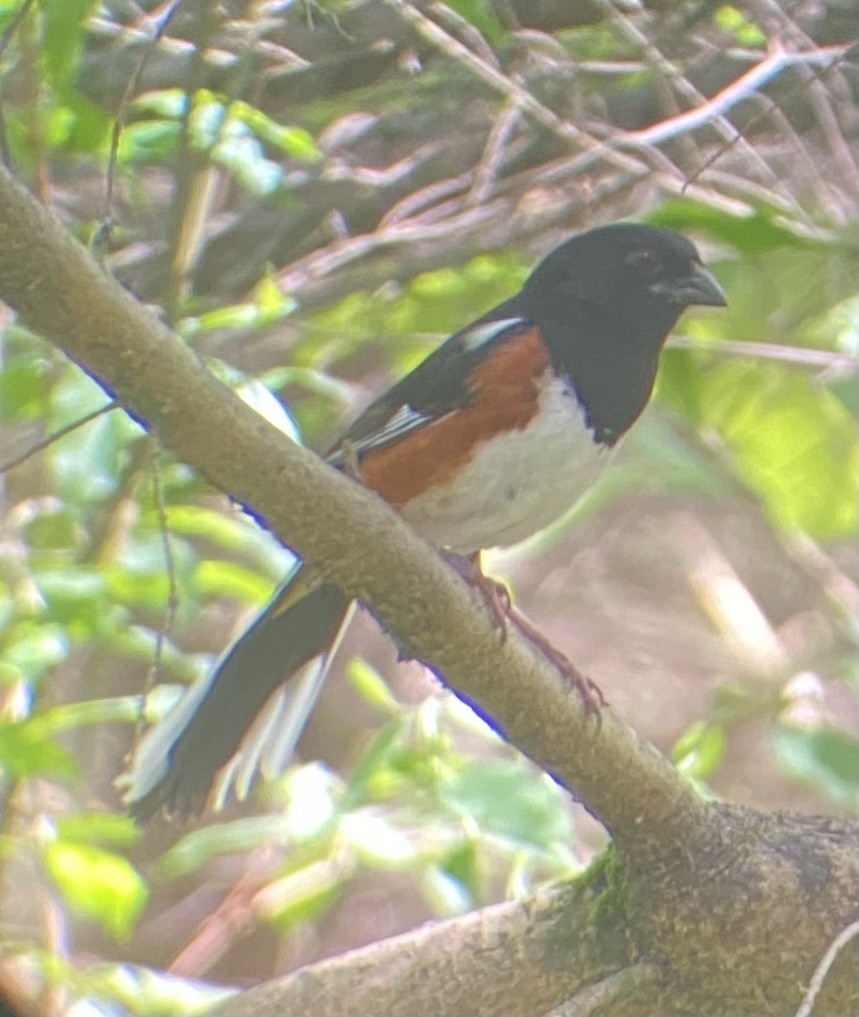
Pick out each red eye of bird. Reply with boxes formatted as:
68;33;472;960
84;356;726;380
625;248;663;277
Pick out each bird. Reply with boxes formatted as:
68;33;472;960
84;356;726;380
124;222;726;821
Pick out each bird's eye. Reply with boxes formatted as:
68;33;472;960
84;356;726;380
625;248;663;278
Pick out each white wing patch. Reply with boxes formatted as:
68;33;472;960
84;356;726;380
329;404;432;464
328;316;525;466
460;316;525;352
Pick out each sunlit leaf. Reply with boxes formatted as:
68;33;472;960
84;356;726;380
130;89;187;118
119;120;183;163
0;719;76;777
56;812;142;847
231;102;322;161
443;0;507;41
340;811;417;867
0;356;48;421
48;369;143;504
157;816;292;877
700;362;857;538
771;725;858;809
237;378;301;438
647;199;830;256
672;721;726;780
422;864;473;915
35;570;108;632
0;621;70;683
43;840;149;940
193;559;273;604
440;759;572;849
41;0;95;88
713;5;767;47
346;659;401;715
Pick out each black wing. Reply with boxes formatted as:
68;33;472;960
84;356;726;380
327;295;527;464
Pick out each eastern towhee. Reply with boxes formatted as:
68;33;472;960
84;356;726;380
125;222;726;821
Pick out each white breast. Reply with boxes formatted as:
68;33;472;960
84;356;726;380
400;374;614;554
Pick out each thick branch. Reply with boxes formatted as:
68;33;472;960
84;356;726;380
0;165;700;848
208;808;858;1017
208;881;612;1017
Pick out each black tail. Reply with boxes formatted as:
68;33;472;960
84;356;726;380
125;572;350;821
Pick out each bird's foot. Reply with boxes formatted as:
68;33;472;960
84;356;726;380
441;550;511;638
507;608;606;715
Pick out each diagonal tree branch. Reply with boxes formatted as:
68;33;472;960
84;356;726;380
2;163;857;1017
0;163;701;851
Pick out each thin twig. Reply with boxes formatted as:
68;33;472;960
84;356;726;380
794;920;859;1017
467;101;521;206
546;964;664;1017
595;0;789;194
0;0;36;60
629;43;851;146
386;0;647;179
101;0;185;238
428;0;500;68
0;401;118;475
145;441;179;695
668;335;858;373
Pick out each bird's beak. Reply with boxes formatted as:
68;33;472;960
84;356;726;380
651;263;728;308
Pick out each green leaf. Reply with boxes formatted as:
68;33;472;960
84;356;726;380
440;759;572;849
0;355;48;421
161;505;255;550
22;696;145;747
660;345;857;540
48;369;142;504
35;570;108;631
340;811;417;867
193;559;273;604
343;720;404;805
646;199;830;255
346;659;401;716
0;719;76;778
56;812;141;847
130;89;187;118
672;722;726;781
421;864;473;915
443;0;507;42
714;5;767;47
158;816;292;877
771;725;859;810
119;120;183;164
24;508;83;554
41;0;96;88
699;362;857;538
302;251;526;377
42;840;149;940
438;840;479;901
0;621;70;683
231;102;322;161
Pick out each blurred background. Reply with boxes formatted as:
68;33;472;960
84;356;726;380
0;1;856;1013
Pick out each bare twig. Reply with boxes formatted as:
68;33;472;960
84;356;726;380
628;44;851;146
137;440;179;707
794;920;859;1017
102;0;185;235
467;101;521;206
0;401;118;475
386;0;647;179
547;964;664;1017
595;0;792;198
668;335;858;375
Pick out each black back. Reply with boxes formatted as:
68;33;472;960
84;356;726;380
339;224;718;453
